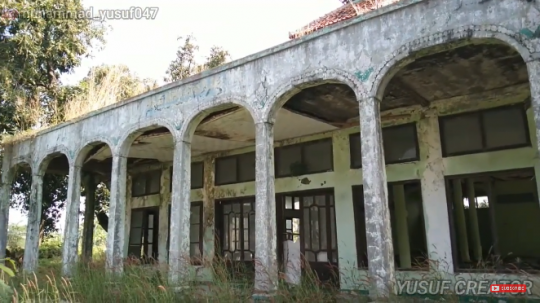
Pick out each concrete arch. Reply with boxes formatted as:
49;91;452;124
114;118;178;157
179;94;258;143
4;159;32;184
34;145;73;176
261;67;366;123
370;25;535;100
74;139;115;168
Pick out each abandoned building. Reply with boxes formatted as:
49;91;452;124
1;0;540;298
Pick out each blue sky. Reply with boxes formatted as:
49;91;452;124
10;0;341;229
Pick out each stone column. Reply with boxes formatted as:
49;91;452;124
528;61;540;163
23;173;43;273
168;140;191;285
359;96;395;296
418;114;454;273
465;179;482;262
158;165;171;263
0;156;12;261
202;157;216;262
392;184;411;269
82;174;96;261
106;153;128;273
253;122;278;298
452;179;470;262
62;163;83;276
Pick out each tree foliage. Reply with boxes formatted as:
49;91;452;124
1;0;105;234
164;35;230;82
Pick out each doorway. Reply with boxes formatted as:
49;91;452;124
277;189;339;286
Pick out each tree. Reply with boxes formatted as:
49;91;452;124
1;0;105;235
164;35;230;82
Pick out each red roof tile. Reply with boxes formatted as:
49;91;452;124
289;0;399;39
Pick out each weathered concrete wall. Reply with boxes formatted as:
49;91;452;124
126;90;540;293
1;0;539;296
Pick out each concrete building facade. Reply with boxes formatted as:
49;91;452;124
1;0;540;298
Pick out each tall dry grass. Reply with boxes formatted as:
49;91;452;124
4;254;532;303
63;66;156;121
2;65;157;144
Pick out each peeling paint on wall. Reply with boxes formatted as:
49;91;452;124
354;67;374;82
146;87;223;118
519;25;540;39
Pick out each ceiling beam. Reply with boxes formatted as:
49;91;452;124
391;77;430;107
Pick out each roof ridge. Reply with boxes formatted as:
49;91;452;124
289;0;398;40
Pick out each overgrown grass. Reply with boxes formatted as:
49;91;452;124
2;255;538;302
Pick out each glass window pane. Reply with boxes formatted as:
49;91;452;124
483;107;528;149
190;243;201;258
249;212;255;252
147;171;161;194
349;133;362;168
238;152;256;182
191;204;201;224
276;145;302;177
132;176;146;196
310;206;320;251
330;207;336;250
320;207;327;250
215;157;237;185
304;139;333;173
148;214;154;228
147;243;153;257
285;196;293;209
129;227;142;245
441;113;483;155
383;124;418;163
131;211;144;228
147;230;153;243
128;245;142;258
190;225;200;243
191;162;204;189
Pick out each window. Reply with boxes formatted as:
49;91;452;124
191;162;204;189
167;202;204;264
439;104;530;157
275;139;333;177
170;162;204;190
352;181;428;270
132;170;161;197
349;123;419;168
215;198;255;262
128;207;159;261
445;169;540;273
215;152;255;185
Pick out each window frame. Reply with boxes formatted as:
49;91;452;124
439;104;531;158
131;170;161;197
274;138;334;178
170;162;204;190
349;122;420;168
128;207;159;261
214;152;256;186
167;201;204;265
214;197;256;264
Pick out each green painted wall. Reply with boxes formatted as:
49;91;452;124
126;93;540;293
